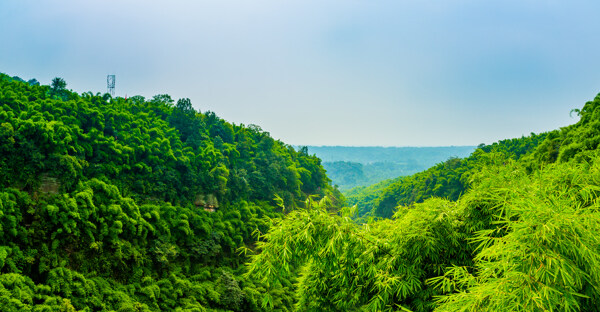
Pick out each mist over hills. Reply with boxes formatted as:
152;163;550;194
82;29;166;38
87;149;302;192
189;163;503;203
305;146;477;164
304;145;476;190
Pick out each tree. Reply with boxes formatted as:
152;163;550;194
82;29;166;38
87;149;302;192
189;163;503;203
51;77;66;93
168;98;203;146
175;98;195;115
50;77;68;100
11;76;25;83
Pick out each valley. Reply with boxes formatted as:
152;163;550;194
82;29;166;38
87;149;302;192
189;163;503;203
1;73;600;311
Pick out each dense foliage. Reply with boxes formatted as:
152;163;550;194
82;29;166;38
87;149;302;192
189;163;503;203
4;71;600;311
343;177;400;217
0;73;336;311
346;133;548;218
247;93;600;311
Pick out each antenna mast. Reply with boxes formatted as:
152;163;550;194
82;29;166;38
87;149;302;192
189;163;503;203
107;75;115;96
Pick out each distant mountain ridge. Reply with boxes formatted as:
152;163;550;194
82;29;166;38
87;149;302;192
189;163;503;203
304;145;477;164
302;145;476;190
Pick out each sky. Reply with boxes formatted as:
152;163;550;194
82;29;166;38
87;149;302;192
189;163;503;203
2;0;600;146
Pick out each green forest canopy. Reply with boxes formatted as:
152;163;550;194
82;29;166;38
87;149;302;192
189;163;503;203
0;73;338;311
246;93;600;311
346;132;548;218
2;72;600;311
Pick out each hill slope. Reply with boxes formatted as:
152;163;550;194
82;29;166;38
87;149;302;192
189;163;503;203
0;73;338;311
367;133;547;217
246;94;600;311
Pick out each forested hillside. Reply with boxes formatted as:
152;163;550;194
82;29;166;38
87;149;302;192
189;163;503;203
322;161;422;191
247;93;600;311
343;177;401;217
351;112;592;219
0;73;338;311
349;133;548;218
3;71;600;311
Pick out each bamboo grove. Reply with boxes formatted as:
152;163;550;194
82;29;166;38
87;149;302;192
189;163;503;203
0;74;337;311
247;93;600;311
2;72;600;311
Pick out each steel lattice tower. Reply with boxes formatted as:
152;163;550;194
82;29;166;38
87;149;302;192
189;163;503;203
107;75;115;96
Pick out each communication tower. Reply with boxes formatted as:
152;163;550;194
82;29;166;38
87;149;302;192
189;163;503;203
107;75;115;96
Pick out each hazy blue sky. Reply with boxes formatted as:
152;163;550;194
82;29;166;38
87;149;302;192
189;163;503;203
2;0;599;146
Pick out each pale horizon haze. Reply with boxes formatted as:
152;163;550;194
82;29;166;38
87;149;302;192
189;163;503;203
2;1;599;146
